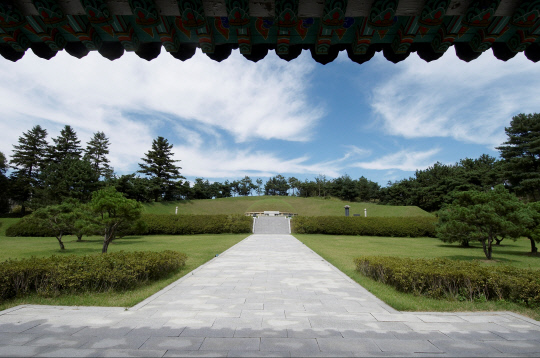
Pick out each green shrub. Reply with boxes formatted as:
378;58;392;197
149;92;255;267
292;216;437;237
5;214;55;237
6;213;252;237
354;256;540;307
0;251;187;300
129;214;252;235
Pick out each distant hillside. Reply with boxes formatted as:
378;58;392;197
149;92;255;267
142;196;433;217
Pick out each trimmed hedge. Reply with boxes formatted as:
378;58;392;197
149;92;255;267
5;214;55;237
0;251;187;300
292;216;437;237
135;214;252;235
355;256;540;307
6;213;252;237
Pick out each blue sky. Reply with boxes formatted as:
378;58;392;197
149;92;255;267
1;48;539;186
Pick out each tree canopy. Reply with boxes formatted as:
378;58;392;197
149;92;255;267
90;186;143;253
9;125;49;214
84;131;113;179
138;136;184;201
437;185;529;260
48;125;82;163
497;113;540;201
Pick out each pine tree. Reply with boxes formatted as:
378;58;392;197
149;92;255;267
0;152;9;213
138;136;183;201
49;125;82;163
10;125;49;214
84;131;113;179
497;113;540;201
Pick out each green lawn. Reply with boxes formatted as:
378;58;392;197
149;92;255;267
296;234;540;320
0;218;20;236
0;234;248;311
143;196;432;217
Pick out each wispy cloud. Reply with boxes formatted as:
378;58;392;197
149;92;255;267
352;148;441;171
0;50;323;173
370;52;540;148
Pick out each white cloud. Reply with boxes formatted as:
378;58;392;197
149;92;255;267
352;148;441;171
0;49;323;173
370;51;540;148
175;144;344;179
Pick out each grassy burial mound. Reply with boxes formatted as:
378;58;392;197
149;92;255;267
142;196;432;217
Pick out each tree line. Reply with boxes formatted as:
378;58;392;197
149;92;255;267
0;113;539;216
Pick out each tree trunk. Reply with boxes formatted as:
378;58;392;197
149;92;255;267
77;234;83;242
56;234;65;250
102;239;110;253
481;239;492;260
460;240;470;247
102;225;117;253
529;237;538;253
495;237;504;246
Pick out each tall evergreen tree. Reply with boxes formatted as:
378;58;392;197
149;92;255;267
36;158;100;206
497;113;540;201
138;136;183;201
84;131;113;179
10;125;49;214
0;152;9;213
49;125;82;163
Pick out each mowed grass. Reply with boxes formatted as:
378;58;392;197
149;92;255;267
0;233;248;311
296;234;540;321
0;218;20;236
143;196;432;217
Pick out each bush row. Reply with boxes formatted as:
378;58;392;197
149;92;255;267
136;214;252;235
6;214;253;237
5;214;55;237
292;216;437;237
0;251;187;300
355;256;540;307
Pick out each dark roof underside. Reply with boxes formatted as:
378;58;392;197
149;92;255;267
0;0;539;64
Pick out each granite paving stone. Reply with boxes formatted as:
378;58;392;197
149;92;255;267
372;338;442;353
199;337;260;351
484;340;540;354
93;348;167;357
316;337;382;353
287;328;343;339
0;332;41;345
492;330;540;340
139;336;205;351
33;347;101;357
80;336;149;350
1;234;540;357
429;339;502;355
24;335;90;348
226;350;290;357
259;337;319;352
164;350;229;357
340;330;396;340
440;330;508;341
180;327;235;338
234;327;288;338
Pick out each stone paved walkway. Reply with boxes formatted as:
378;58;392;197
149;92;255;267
1;234;540;357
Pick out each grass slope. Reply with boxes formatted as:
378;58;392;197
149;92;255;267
0;218;19;236
0;234;247;311
143;196;432;217
296;234;540;320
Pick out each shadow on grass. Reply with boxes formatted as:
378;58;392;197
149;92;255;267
493;248;540;258
442;254;515;264
436;244;480;249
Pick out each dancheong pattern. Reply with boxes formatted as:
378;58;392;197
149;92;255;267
0;0;539;64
